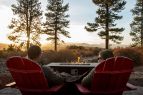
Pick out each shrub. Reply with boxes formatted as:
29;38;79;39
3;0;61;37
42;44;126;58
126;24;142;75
39;49;78;65
67;46;103;57
0;50;26;59
67;45;85;50
80;50;94;57
114;47;143;66
92;47;103;56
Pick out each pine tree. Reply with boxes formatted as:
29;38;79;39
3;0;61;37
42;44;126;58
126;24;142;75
85;0;126;49
130;0;143;47
8;0;42;50
43;0;70;51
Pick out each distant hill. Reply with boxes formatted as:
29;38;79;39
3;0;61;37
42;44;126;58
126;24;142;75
75;43;129;48
41;42;129;50
0;43;8;50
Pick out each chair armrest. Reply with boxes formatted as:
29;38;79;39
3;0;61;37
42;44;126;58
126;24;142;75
5;82;16;88
47;84;64;92
126;83;137;90
76;84;91;94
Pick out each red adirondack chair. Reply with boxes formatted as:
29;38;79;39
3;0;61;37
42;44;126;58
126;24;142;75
6;56;63;95
76;56;134;95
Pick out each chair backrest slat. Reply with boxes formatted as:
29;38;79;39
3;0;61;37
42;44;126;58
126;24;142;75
91;56;133;94
6;56;49;94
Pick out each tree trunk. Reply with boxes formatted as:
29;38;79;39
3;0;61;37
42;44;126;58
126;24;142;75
54;29;57;52
54;7;58;52
26;18;30;51
26;4;32;51
54;17;58;52
27;34;30;51
27;26;30;51
105;3;109;49
26;4;30;51
141;2;143;47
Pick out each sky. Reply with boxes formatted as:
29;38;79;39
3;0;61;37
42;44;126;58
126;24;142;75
0;0;136;46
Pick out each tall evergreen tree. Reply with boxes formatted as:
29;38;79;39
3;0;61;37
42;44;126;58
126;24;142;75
85;0;126;49
130;0;143;47
8;0;42;50
43;0;70;51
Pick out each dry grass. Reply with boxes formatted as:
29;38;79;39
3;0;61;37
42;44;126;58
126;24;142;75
114;47;143;66
0;50;26;59
1;45;143;67
39;49;78;65
38;45;102;65
66;45;102;57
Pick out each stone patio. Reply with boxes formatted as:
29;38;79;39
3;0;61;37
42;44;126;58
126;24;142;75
0;86;143;95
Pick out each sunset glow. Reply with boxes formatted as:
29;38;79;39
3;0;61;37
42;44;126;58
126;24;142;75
0;0;135;46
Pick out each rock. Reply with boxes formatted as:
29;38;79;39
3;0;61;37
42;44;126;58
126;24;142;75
123;86;143;95
0;87;21;95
